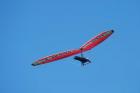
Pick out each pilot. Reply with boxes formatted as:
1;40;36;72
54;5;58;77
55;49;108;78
74;56;91;66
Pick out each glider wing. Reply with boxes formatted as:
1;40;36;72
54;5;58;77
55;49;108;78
80;30;114;51
32;30;114;66
32;49;82;66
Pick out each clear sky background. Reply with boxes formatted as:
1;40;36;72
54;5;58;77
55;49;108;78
0;0;140;93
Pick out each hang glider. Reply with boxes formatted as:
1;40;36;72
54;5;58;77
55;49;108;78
32;30;114;66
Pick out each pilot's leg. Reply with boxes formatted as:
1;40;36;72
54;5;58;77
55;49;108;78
81;62;85;66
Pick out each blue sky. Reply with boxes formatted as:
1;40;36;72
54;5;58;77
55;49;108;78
0;0;140;93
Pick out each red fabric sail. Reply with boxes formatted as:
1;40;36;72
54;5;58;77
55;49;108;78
32;30;114;66
80;30;114;51
32;49;82;66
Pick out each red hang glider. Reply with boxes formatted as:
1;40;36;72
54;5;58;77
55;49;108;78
32;30;114;66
